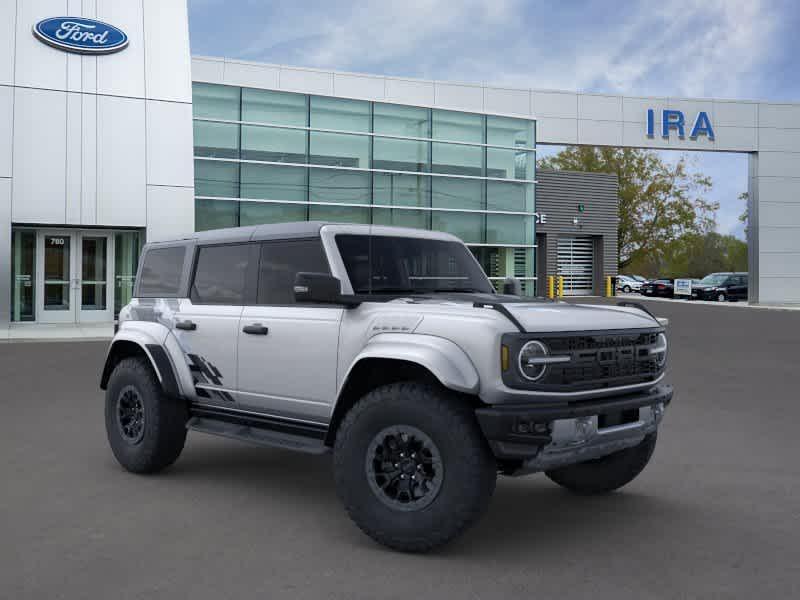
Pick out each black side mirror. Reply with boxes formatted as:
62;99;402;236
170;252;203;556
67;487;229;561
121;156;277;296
502;276;522;296
294;272;344;304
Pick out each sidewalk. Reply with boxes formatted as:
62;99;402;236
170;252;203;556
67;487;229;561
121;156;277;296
0;322;114;343
616;293;800;311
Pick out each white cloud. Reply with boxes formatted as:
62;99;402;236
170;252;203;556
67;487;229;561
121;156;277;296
217;0;780;100
190;0;772;239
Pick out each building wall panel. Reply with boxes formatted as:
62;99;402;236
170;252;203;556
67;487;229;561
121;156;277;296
758;103;800;129
191;56;225;84
146;100;193;187
146;184;193;242
96;95;146;226
224;60;279;90
81;92;97;224
279;67;334;96
333;73;385;101
532;91;577;119
484;87;530;117
384;78;435;107
143;0;192;102
14;0;68;91
578;94;622;122
11;87;67;224
96;0;146;98
65;92;82;223
0;86;12;178
713;100;757;128
434;82;484;112
0;1;15;86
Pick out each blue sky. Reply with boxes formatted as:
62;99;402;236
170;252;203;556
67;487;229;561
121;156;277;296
188;0;800;239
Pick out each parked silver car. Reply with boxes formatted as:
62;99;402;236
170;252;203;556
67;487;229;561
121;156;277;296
101;222;673;552
617;274;644;294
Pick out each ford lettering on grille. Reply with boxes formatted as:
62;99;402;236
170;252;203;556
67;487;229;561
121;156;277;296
537;331;662;391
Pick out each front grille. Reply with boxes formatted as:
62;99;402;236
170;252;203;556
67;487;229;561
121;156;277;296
538;332;661;389
502;329;665;393
543;332;658;353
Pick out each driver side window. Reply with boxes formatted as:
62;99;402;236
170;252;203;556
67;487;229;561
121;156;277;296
257;239;330;305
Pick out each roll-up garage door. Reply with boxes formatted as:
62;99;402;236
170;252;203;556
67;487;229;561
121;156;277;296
557;236;594;296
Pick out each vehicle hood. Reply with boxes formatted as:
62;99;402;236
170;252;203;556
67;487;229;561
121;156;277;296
392;293;661;332
502;301;660;332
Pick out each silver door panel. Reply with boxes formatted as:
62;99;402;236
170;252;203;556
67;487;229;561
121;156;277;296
237;305;343;421
175;298;243;405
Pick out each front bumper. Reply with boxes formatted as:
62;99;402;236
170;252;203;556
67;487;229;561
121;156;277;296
691;289;717;300
475;384;673;474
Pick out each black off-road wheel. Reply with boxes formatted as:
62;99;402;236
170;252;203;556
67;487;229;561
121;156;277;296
333;382;497;552
545;432;657;495
105;357;188;474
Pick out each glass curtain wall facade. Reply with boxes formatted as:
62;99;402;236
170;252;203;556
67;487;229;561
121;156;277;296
192;83;537;293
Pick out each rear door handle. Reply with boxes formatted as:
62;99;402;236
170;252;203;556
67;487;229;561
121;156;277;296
242;323;269;335
175;320;197;331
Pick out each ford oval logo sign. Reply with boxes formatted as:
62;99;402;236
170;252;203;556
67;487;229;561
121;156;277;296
33;17;128;55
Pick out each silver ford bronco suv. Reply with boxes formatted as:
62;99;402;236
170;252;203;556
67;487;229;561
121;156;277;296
101;222;673;552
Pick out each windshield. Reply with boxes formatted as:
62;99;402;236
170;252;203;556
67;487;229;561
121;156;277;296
335;234;494;295
700;274;728;286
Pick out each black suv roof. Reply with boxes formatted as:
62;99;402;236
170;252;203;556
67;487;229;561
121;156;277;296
148;221;332;247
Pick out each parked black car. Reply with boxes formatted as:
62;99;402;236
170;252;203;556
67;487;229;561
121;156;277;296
691;272;748;301
640;279;674;298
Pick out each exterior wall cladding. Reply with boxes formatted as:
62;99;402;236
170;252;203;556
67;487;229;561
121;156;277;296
191;56;800;305
5;1;800;327
535;170;619;295
0;1;196;327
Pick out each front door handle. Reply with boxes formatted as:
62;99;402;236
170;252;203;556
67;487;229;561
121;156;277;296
242;323;269;335
175;320;197;331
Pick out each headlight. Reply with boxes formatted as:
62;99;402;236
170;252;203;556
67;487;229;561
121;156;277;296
518;340;549;381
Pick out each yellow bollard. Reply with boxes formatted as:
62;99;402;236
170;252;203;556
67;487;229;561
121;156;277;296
606;276;613;297
557;276;564;298
547;275;555;299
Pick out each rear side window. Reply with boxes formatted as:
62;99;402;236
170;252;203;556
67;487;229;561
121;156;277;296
137;246;186;297
257;239;330;304
191;244;251;305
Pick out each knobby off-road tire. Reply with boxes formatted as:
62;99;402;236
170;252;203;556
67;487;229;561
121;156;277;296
333;382;497;552
545;432;657;495
105;357;187;474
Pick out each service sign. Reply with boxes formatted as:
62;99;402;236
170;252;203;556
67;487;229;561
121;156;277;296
33;17;128;54
674;279;693;296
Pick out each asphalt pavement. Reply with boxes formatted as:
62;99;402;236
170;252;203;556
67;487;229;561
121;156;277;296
1;298;798;599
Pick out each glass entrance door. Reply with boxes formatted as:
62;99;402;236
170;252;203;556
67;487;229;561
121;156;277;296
38;232;75;323
79;234;113;322
36;231;114;323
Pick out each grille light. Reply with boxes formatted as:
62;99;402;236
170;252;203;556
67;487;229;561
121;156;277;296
648;332;668;367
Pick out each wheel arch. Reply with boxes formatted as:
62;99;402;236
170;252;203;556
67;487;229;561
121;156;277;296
100;336;181;398
325;335;482;445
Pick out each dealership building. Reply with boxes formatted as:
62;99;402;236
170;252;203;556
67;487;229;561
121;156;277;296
2;1;799;330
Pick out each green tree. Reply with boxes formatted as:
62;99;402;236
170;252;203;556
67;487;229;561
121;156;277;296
625;232;747;278
738;191;749;236
538;147;718;271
